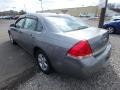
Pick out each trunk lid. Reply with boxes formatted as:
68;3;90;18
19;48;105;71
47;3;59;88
64;27;109;55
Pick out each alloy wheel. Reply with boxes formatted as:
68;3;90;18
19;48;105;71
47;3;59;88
107;27;114;33
38;53;48;71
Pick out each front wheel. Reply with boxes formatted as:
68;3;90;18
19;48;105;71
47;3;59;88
36;50;52;74
9;33;16;44
106;26;115;34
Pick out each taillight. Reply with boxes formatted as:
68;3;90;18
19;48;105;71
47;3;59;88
67;40;93;59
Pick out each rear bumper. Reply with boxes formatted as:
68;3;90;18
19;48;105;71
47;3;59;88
80;43;111;76
57;43;112;78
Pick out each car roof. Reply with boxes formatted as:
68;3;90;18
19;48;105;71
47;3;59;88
18;13;73;33
20;13;71;19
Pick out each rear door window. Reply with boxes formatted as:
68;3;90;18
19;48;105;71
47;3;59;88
24;18;37;31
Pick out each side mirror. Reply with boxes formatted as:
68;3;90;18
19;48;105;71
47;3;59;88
10;24;15;27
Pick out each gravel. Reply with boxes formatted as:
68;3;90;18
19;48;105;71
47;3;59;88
15;34;120;90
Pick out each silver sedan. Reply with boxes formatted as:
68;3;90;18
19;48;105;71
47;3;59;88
8;13;111;78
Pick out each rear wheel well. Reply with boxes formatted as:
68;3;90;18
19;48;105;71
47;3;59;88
33;47;45;58
33;46;54;73
34;47;40;57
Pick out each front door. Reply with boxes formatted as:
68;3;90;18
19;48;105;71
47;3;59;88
11;18;25;44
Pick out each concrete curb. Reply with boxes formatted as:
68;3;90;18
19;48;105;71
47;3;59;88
0;65;36;90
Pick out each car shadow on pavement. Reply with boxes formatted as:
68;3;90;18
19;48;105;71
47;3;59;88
44;63;120;90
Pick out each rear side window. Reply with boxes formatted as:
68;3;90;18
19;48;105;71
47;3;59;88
36;21;43;32
15;18;25;29
24;18;37;31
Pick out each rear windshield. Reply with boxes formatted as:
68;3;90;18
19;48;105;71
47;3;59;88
45;16;88;32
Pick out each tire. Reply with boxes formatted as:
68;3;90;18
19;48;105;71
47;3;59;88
35;50;52;74
9;33;16;45
106;26;115;34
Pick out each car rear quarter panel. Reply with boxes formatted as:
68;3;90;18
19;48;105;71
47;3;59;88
34;32;78;72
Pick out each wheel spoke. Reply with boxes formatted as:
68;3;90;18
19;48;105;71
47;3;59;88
107;27;114;33
38;53;48;71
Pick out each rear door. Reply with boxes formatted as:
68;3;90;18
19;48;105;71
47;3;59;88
19;17;38;54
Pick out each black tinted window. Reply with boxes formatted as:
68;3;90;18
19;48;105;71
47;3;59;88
24;18;37;30
15;18;25;28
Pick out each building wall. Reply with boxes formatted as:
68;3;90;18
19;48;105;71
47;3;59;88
37;6;101;17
